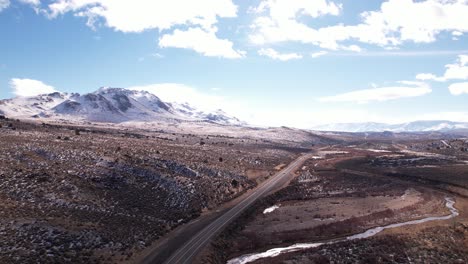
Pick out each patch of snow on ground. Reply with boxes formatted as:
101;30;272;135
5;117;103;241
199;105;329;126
317;151;349;156
366;149;391;153
313;218;335;222
263;205;279;214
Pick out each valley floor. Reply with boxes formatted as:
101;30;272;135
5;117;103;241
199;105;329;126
200;145;468;264
1;117;468;264
0;118;317;263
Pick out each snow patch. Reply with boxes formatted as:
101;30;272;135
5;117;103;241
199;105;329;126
365;149;391;153
263;205;279;214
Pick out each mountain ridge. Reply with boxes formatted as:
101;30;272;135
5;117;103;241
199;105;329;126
312;120;468;132
0;87;245;126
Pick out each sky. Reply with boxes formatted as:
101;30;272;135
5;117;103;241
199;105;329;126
0;0;468;128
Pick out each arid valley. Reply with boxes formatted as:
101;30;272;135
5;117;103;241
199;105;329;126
2;1;468;262
1;116;467;263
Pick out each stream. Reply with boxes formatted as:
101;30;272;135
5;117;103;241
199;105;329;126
227;197;459;264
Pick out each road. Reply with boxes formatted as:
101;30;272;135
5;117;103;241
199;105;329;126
153;154;310;264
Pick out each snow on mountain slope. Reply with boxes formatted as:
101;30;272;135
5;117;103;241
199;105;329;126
0;92;69;118
0;87;245;125
169;102;244;125
312;120;468;132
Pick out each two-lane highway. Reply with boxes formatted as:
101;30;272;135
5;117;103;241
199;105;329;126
158;154;311;264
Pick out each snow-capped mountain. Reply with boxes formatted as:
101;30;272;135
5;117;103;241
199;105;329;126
312;120;468;132
0;87;245;125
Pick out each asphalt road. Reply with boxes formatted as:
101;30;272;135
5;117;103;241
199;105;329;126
158;154;310;264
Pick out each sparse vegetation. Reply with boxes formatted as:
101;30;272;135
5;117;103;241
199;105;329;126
0;119;304;263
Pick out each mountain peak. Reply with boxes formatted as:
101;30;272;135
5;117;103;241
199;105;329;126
96;87;128;94
0;87;245;126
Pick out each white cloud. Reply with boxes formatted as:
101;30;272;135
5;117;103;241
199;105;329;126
444;55;468;80
452;30;463;40
41;0;240;58
311;51;328;58
0;0;10;12
250;0;345;49
448;82;468;95
357;0;468;44
19;0;40;6
319;82;432;103
415;73;446;82
250;0;468;50
341;45;362;52
417;54;468;82
251;0;342;19
258;48;302;61
10;78;58;97
159;27;245;59
45;0;237;32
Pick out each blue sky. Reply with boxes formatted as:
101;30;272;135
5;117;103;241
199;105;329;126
1;0;468;128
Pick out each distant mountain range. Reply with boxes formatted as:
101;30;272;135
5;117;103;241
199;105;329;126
3;89;467;133
312;120;468;133
0;87;244;125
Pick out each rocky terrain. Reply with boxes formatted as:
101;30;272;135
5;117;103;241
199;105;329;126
199;145;468;264
1;114;467;264
0;118;326;263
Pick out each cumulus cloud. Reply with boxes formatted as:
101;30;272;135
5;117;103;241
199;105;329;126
452;30;463;40
251;0;342;19
10;78;58;97
415;73;444;82
417;54;468;82
40;0;240;57
159;27;245;59
448;82;468;95
319;82;432;103
0;0;10;12
45;0;237;32
258;48;302;61
311;51;328;58
250;0;468;50
249;0;344;49
444;55;468;80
